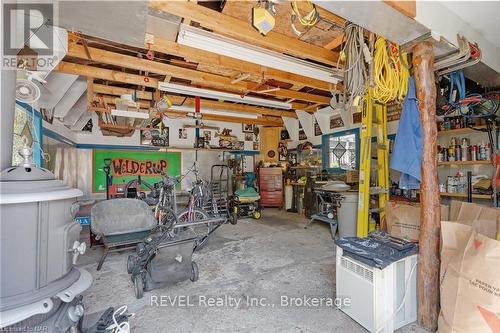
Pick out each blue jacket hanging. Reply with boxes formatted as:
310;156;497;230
390;76;422;189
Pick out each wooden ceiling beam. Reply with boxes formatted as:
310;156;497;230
67;43;328;105
92;84;296;118
56;61;158;88
93;83;154;100
95;95;152;109
68;42;243;93
149;36;336;91
181;98;297;119
324;34;344;50
149;1;339;66
92;107;282;127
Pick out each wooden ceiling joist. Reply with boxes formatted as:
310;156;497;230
149;36;335;91
93;84;297;119
67;42;329;105
96;95;152;109
92;107;283;127
148;1;339;66
93;81;299;120
92;84;154;100
324;34;344;50
57;61;158;88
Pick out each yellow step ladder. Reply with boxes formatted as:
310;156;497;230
356;89;390;237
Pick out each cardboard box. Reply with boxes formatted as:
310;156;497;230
345;170;359;183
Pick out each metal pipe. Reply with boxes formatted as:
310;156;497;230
467;171;472;203
172;217;226;229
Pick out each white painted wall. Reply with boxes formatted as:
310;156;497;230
42;115;257;198
76;114;255;149
286;109;399;149
416;1;500;75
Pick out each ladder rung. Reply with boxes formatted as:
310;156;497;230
369;187;387;195
369;208;384;213
376;144;387;150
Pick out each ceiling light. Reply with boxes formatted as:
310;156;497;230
177;24;339;84
111;109;150;119
158;82;291;110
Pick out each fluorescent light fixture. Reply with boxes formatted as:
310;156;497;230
177;24;339;84
169;105;260;119
158;82;291;110
111;109;150;119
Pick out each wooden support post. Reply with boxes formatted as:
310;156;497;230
86;77;94;111
413;42;440;331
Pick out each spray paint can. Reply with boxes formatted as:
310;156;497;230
471;145;478;161
461;138;469;161
485;143;492;160
438;149;444;162
456;145;462;161
448;146;456;161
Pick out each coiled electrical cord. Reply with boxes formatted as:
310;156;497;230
338;23;367;108
372;37;410;103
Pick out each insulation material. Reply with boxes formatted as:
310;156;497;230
295;110;314;139
282;117;299;141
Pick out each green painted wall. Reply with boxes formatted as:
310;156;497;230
92;149;181;192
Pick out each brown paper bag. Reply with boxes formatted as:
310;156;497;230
439;222;500;333
385;201;449;241
449;200;500;240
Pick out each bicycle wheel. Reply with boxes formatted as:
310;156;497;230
177;208;212;248
157;206;178;228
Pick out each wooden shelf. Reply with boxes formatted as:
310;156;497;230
439;192;491;199
437;125;487;136
290;165;322;169
158;147;258;153
438;160;492;166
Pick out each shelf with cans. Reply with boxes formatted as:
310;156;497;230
436;116;498;205
437;137;492;164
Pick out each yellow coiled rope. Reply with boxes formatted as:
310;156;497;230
372;36;410;104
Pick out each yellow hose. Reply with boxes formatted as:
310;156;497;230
372;36;410;104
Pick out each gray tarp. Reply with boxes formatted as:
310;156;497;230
335;234;418;269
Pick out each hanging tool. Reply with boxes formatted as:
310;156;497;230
357;89;390;237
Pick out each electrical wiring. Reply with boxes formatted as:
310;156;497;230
291;1;319;26
337;23;367;108
372;37;409;104
27;103;50;164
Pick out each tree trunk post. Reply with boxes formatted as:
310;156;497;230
413;41;440;331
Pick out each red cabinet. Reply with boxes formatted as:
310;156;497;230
259;167;283;207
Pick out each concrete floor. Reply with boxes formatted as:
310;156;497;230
78;209;427;333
